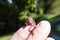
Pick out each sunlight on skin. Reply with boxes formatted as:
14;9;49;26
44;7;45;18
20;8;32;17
10;20;55;40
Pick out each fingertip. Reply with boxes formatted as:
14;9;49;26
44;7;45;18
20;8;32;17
37;20;51;28
33;20;51;39
37;20;51;32
37;20;51;33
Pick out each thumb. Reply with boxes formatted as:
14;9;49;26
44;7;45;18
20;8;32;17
10;25;31;40
33;20;51;40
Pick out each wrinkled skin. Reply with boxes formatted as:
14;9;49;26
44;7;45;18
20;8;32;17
10;20;55;40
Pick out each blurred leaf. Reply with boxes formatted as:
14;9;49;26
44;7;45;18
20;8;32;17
19;10;29;20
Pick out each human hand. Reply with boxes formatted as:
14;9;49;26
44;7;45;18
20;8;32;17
10;20;55;40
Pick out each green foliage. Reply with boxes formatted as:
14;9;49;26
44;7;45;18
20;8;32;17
18;10;29;20
19;0;44;21
0;35;11;40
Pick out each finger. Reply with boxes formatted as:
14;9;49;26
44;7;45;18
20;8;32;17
46;37;55;40
33;20;51;40
10;25;31;40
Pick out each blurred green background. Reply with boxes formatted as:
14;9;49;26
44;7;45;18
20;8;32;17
0;0;60;40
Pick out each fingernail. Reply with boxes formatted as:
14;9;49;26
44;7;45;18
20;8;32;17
28;26;35;32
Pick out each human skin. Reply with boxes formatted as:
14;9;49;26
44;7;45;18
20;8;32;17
10;20;55;40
